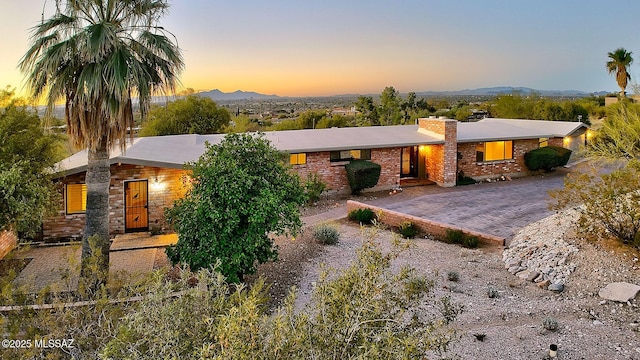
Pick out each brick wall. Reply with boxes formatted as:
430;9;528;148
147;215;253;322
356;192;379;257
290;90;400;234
0;229;17;260
292;148;400;194
43;165;189;242
457;139;540;180
346;200;504;246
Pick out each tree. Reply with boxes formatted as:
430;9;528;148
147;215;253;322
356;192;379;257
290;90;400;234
165;133;307;283
140;95;230;136
0;96;64;235
379;86;401;125
607;48;633;97
20;0;183;283
355;96;379;126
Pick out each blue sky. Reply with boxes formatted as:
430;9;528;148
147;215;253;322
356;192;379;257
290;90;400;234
2;0;640;96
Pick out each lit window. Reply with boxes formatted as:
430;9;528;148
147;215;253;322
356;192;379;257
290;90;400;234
539;138;549;147
66;184;87;214
290;153;307;165
476;141;513;162
330;149;371;162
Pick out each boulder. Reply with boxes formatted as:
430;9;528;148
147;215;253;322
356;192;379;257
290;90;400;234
598;282;640;303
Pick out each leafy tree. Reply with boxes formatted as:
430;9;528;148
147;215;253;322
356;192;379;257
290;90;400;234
225;114;263;133
140;95;230;136
355;95;379;126
590;103;640;159
315;114;352;129
379;86;402;125
20;0;184;281
165;133;306;282
607;48;633;97
0;96;64;235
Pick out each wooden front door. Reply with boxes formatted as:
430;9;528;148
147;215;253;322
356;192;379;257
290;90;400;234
124;180;149;232
401;146;419;178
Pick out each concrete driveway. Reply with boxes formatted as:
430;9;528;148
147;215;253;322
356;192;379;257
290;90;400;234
365;169;570;243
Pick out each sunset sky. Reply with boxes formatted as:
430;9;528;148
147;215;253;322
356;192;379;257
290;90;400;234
2;0;640;97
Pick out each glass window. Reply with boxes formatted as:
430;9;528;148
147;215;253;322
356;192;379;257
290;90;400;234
330;149;371;162
476;141;513;162
289;153;307;165
66;184;87;214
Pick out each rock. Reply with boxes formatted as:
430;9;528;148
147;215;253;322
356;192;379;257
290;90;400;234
548;283;564;293
593;320;603;326
526;271;540;282
537;279;551;288
598;282;640;303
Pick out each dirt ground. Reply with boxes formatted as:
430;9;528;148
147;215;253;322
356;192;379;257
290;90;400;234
251;216;640;360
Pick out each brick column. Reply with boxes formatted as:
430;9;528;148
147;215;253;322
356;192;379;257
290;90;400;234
418;118;457;187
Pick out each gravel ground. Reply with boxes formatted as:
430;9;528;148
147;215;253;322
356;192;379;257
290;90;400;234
254;212;640;360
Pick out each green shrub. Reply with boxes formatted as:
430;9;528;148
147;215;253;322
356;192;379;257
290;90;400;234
398;221;419;239
487;286;499;298
542;317;559;331
344;159;381;195
445;229;465;244
464;235;479;248
348;208;376;225
313;223;340;245
446;271;459;282
524;146;572;171
456;171;477;186
304;172;327;204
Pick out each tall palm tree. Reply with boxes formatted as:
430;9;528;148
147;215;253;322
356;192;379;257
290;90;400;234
20;0;183;282
607;48;633;97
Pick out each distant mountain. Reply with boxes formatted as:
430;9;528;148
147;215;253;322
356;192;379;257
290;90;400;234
198;89;279;101
415;86;609;97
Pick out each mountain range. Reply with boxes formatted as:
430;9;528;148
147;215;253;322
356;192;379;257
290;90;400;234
198;86;609;100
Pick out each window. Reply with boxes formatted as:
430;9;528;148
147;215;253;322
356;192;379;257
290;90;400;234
476;141;513;162
330;149;371;162
66;184;87;214
290;153;307;165
539;138;549;147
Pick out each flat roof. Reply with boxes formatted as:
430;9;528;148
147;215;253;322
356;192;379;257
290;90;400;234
54;118;588;177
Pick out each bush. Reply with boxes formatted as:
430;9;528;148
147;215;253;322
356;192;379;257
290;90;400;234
524;146;572;171
348;208;376;225
446;271;460;282
304;172;327;204
313;223;340;245
542;317;559;332
398;221;419;239
464;235;479;248
456;170;477;186
445;229;465;244
345;159;381;195
550;161;640;248
487;287;499;298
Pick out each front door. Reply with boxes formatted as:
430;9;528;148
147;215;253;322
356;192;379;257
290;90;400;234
401;146;419;178
124;180;149;232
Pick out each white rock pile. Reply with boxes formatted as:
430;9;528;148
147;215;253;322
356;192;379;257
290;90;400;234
502;210;580;289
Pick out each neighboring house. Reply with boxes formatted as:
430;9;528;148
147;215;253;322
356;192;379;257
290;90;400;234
43;117;587;242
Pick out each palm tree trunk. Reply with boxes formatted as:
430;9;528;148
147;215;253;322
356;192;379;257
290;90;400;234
81;137;111;287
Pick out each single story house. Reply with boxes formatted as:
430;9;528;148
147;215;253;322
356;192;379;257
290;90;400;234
43;117;587;242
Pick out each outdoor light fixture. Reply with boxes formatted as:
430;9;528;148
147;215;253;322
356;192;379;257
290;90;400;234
150;176;165;191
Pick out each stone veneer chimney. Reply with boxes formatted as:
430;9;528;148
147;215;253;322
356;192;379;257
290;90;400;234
418;118;457;187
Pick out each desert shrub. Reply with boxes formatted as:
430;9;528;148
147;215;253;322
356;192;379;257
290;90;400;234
550;161;640;248
542;317;559;332
398;221;419;239
487;286;499;298
313;223;340;245
445;229;465;244
464;235;480;248
103;232;462;358
304;172;327;204
344;159;381;195
446;271;460;282
348;208;376;225
524;146;572;171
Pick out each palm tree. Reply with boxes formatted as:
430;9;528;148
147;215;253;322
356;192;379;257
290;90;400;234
20;0;183;283
607;48;633;97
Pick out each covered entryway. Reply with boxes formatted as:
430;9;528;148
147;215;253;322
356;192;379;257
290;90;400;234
124;180;149;233
400;145;432;187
